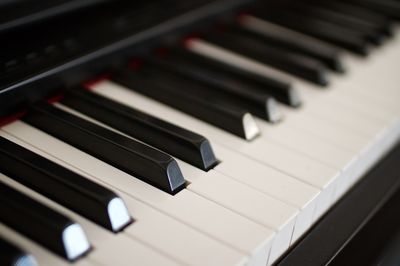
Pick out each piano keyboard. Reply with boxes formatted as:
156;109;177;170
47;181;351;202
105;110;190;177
1;0;400;265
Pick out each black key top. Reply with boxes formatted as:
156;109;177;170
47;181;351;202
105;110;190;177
113;69;260;140
316;1;394;36
234;19;344;72
0;181;91;261
0;136;132;232
61;88;218;171
254;9;370;55
22;103;186;195
0;237;37;266
143;55;282;122
202;30;329;85
170;47;301;107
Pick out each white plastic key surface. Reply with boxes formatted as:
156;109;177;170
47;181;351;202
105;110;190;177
178;160;298;262
159;189;274;266
212;143;320;243
299;98;387;139
256;118;358;169
0;133;249;266
281;110;371;153
1;122;273;266
255;118;367;210
318;88;399;124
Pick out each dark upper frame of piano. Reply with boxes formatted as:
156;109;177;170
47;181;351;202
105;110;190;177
0;0;252;117
1;1;399;265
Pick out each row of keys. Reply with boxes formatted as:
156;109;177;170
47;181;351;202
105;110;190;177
1;0;400;265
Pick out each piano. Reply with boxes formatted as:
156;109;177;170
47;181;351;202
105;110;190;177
0;0;399;265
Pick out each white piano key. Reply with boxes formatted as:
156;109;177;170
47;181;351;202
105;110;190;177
297;91;388;138
297;80;397;122
321;88;399;123
178;160;298;261
291;102;400;200
282;99;399;200
281;110;371;153
339;53;400;110
255;118;367;205
344;117;400;190
341;84;400;113
2;132;249;266
231;139;339;221
286;82;400;200
0;173;181;266
158;190;273;266
348;38;400;83
256;118;357;169
335;67;400;112
212;143;320;243
89;232;182;266
1;122;273;266
121;194;249;266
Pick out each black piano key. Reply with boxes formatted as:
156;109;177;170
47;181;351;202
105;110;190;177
202;31;329;85
0;237;37;266
169;48;301;107
0;136;132;232
0;181;91;261
233;21;344;72
254;9;370;55
22;103;186;195
350;0;400;20
286;4;387;45
142;55;282;122
113;69;260;140
316;1;394;36
61;88;218;171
